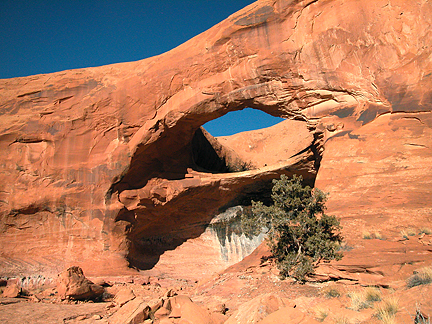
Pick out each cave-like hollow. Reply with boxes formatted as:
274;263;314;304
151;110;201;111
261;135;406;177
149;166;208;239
110;105;322;271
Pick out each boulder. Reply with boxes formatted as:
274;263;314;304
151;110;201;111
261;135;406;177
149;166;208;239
108;297;150;324
56;266;104;300
168;295;223;324
225;294;286;324
113;287;135;306
2;283;21;298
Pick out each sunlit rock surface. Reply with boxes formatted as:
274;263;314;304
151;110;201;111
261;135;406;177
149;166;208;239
0;0;431;279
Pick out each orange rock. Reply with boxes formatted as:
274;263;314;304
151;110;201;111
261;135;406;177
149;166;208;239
113;287;135;306
2;283;21;298
225;293;286;324
56;266;104;300
168;295;222;324
0;0;431;283
256;306;317;324
108;297;150;324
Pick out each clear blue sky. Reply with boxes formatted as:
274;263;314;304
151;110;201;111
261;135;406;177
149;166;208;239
0;0;284;136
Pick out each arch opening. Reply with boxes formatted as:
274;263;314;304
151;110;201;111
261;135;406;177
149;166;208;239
110;103;321;276
202;107;285;137
191;108;285;173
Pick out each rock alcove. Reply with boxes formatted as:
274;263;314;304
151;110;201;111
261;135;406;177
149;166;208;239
110;106;322;275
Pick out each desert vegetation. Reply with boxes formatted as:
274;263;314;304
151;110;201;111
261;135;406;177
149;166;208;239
321;285;341;298
375;296;399;323
362;230;384;240
241;174;343;281
314;305;329;322
348;287;382;311
407;266;432;288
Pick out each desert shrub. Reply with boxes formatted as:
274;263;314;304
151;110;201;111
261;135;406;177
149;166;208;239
241;174;343;281
362;231;372;239
363;231;384;240
375;296;398;323
407;267;432;288
322;286;341;298
227;160;254;172
365;287;381;302
348;290;370;311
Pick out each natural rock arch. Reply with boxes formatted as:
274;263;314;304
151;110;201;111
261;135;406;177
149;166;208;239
109;100;320;271
0;0;431;278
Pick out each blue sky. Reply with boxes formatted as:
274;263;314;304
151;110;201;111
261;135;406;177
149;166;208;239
0;0;284;136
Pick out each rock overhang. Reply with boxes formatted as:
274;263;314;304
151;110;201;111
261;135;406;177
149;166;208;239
0;0;431;278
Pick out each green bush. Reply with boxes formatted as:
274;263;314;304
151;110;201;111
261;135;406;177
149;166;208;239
241;174;343;281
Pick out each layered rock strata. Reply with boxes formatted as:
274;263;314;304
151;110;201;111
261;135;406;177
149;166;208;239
0;0;431;278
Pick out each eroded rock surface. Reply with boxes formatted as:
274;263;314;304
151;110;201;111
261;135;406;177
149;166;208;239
0;0;432;280
56;266;104;301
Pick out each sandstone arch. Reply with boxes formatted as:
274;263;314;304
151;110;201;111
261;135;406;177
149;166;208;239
0;0;431;278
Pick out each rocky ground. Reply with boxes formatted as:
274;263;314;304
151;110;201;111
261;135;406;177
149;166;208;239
1;232;431;324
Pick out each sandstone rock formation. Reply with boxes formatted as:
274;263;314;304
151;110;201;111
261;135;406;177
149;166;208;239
1;283;21;298
57;266;104;300
0;0;432;282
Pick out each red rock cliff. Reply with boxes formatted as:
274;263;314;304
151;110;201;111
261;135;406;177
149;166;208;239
0;0;431;278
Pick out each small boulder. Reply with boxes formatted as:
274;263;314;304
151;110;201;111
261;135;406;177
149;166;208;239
164;288;177;298
133;276;150;286
113;287;135;306
225;293;286;324
109;297;150;324
169;295;222;324
92;278;112;287
2;283;21;298
208;302;227;314
56;266;104;300
148;297;163;313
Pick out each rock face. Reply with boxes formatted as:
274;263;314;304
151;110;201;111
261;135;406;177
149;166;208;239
0;0;432;279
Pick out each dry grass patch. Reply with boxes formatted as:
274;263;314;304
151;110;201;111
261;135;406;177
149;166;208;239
365;287;381;302
374;231;383;240
334;316;351;324
321;286;341;298
419;227;432;235
362;230;384;240
348;290;370;311
406;228;417;236
375;296;398;323
407;266;432;288
348;287;382;311
314;305;329;322
400;230;409;239
362;231;372;239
